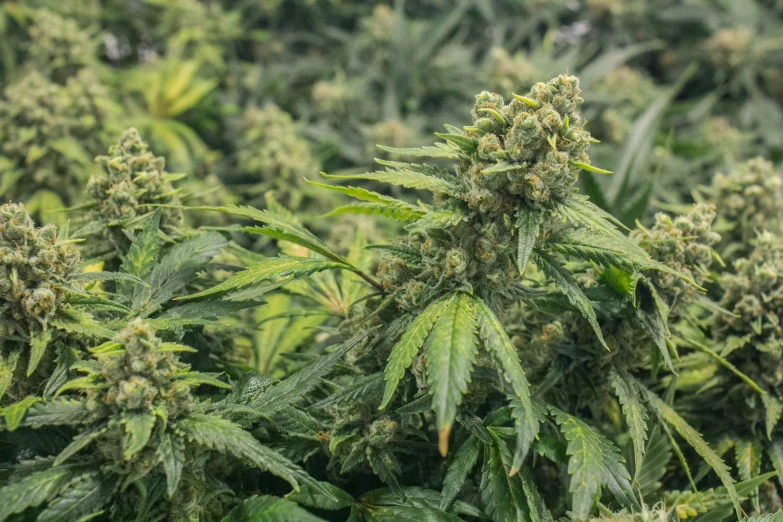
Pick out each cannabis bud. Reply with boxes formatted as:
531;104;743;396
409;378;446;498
0;69;115;208
28;9;97;81
712;157;783;250
632;203;720;304
713;231;783;356
0;203;81;339
87;128;183;248
461;74;592;212
85;318;192;419
233;105;319;209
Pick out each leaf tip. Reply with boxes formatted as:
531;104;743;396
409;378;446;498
438;426;451;457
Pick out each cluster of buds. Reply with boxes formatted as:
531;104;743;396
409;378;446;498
712;158;783;250
0;69;114;206
85;319;193;419
87;128;183;247
0;203;81;339
459;75;592;213
235;105;319;209
713;231;783;357
632;203;721;305
27;9;97;81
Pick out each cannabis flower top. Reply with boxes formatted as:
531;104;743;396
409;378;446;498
85;318;193;419
713;231;783;356
0;203;81;339
233;105;319;209
28;9;97;81
712;157;783;250
459;74;592;213
0;69;115;207
632;203;720;305
87;128;183;245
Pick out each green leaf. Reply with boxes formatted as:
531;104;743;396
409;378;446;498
186;204;347;263
322;163;457;196
516;209;540;275
51;307;114;340
534;251;607;350
178;414;307;492
308;179;426;221
636;383;741;518
637;427;672;499
253;330;372;416
222;495;328;522
478;433;531;522
180;256;351;300
358;487;470;521
119;209;161;297
376;143;461;159
287;481;355;511
0;464;86;521
28;328;52;376
424;292;479;456
568;160;612;174
379;294;455;410
123;412;156;459
157;432;185;498
472;296;538;473
0;351;20;402
175;371;231;389
36;472;113;522
551;408;604;519
735;438;763;510
2;396;40;431
608;369;648;480
15;399;89;428
54;427;106;466
440;436;480;510
434;132;477;153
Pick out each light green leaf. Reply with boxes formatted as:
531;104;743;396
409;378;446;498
637;383;740;518
119;209;161;297
180;256;351;300
440;436;480;511
472;296;538;473
0;351;20;402
0;464;86;521
608;369;648;480
379;294;455;410
27;328;52;376
551;407;604;519
123;412;156;459
424;292;479;456
322;162;457;196
2;396;40;431
157;432;185;498
54;427;106;466
516;209;540;275
534;251;607;350
222;495;328;522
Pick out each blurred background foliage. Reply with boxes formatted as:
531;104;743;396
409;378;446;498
1;0;781;229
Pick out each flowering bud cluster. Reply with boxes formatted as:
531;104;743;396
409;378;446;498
86;319;192;418
27;9;96;80
632;203;720;304
0;69;114;205
714;232;783;356
234;105;319;209
459;75;592;213
712;158;783;249
0;203;81;338
88;128;183;238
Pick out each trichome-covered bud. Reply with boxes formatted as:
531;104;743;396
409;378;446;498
232;105;319;209
459;74;593;211
712;157;783;250
631;203;720;304
0;203;81;339
86;318;193;419
713;231;783;357
87;128;183;250
0;69;115;209
27;9;97;81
